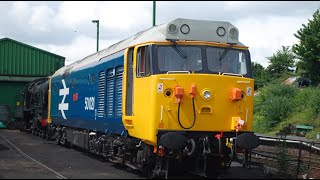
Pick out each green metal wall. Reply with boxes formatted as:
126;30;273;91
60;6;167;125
0;38;65;77
0;81;27;115
0;38;65;120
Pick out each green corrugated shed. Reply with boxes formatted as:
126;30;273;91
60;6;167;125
0;37;65;77
0;37;65;117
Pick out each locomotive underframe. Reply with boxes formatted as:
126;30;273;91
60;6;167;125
30;122;255;178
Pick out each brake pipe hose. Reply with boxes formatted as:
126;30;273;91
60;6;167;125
177;98;196;129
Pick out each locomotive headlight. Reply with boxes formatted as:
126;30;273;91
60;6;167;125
228;27;239;38
168;23;178;34
204;91;211;99
201;89;212;101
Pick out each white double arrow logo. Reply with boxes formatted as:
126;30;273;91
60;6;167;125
58;79;69;120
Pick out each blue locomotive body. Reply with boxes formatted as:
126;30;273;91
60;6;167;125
50;50;125;134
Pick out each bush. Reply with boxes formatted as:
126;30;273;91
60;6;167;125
253;84;298;133
254;84;320;139
253;114;269;133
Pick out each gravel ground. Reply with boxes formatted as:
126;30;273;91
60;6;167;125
0;129;143;179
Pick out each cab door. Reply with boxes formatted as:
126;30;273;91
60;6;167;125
123;48;134;128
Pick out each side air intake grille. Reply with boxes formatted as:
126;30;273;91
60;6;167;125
115;66;123;117
106;69;115;117
97;71;105;117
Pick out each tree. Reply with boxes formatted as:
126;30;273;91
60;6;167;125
266;46;296;79
252;62;267;89
293;9;320;86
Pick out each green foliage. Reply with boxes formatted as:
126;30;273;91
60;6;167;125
293;9;320;85
251;62;268;89
293;87;320;115
305;127;320;139
266;46;296;79
253;114;269;133
252;46;296;89
276;137;289;176
267;72;294;86
253;84;298;133
254;85;320;139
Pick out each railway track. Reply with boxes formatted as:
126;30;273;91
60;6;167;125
0;129;272;179
237;134;320;179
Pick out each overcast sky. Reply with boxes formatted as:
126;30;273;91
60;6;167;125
1;1;319;67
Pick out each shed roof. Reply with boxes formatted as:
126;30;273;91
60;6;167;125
0;37;65;60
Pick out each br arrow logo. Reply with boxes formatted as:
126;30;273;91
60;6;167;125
59;79;69;119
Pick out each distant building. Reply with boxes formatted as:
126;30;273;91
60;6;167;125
0;37;65;119
283;76;311;87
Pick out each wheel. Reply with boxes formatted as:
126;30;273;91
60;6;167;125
60;131;67;145
46;131;51;141
142;161;155;179
7;121;15;130
42;131;47;139
56;131;62;145
140;144;156;178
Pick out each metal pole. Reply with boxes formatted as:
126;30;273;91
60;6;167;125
92;20;99;52
153;1;156;26
96;20;99;52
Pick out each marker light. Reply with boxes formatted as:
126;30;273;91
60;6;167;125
180;24;190;34
217;27;226;37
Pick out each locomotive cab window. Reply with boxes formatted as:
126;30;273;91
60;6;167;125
207;47;248;75
136;46;151;77
155;45;202;73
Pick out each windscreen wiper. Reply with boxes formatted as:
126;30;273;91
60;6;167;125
219;43;235;62
170;39;187;59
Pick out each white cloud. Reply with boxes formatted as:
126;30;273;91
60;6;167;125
54;1;99;28
29;5;54;32
97;1;151;30
11;1;31;18
34;35;120;66
1;1;319;68
35;35;96;65
224;1;253;7
236;15;310;67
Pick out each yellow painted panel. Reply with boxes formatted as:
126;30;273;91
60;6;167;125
124;73;254;145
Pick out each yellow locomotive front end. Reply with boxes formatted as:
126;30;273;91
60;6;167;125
125;42;255;142
122;19;259;177
152;73;254;133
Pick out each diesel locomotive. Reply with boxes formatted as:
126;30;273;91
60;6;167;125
18;18;259;178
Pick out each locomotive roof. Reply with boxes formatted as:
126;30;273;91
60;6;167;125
53;18;246;77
